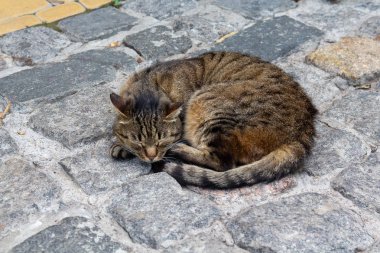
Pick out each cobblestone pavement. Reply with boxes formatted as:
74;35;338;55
0;0;379;252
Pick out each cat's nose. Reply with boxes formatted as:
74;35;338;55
145;146;157;161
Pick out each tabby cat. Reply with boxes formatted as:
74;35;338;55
110;51;317;188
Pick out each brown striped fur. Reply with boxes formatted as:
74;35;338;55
110;51;317;188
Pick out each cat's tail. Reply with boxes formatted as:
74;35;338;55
159;142;307;188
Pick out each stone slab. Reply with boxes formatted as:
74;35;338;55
214;16;323;61
109;173;221;248
323;90;380;145
58;7;138;42
304;122;367;176
0;15;42;36
0;128;18;159
332;151;380;213
79;0;111;9
29;85;114;148
59;139;150;194
122;0;197;20
123;26;192;59
10;217;130;253
214;0;297;19
227;193;373;252
307;37;380;84
368;241;380;253
0;0;49;20
358;16;380;38
0;158;61;240
36;2;86;23
0;49;130;103
0;26;71;66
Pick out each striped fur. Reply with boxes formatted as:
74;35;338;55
110;51;317;188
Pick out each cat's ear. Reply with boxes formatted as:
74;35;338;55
164;102;182;122
110;93;132;116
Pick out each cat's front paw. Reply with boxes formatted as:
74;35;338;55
109;143;134;160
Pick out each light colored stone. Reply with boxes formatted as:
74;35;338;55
0;0;49;21
36;2;85;23
79;0;112;9
0;15;41;36
307;37;380;84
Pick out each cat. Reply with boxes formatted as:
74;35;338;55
110;51;317;188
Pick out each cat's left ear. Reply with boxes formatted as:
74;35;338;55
110;92;132;116
164;102;182;122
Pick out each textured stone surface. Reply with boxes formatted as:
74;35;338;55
323;90;380;145
0;128;18;159
0;158;61;240
0;52;119;103
215;16;323;61
332;151;380;213
0;15;42;36
214;0;297;19
304;122;367;176
122;0;197;20
109;173;221;248
29;85;114;148
124;26;192;60
0;27;71;66
227;193;373;252
59;139;150;194
58;7;138;42
10;217;130;253
36;2;86;23
307;37;380;83
368;241;380;253
0;55;6;70
358;16;380;38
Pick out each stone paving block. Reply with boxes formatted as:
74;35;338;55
227;193;374;252
368;241;380;253
0;128;18;159
214;0;297;19
0;15;42;36
10;216;130;253
304;122;367;176
0;0;49;21
79;0;112;9
0;158;61;240
29;85;114;148
0;26;71;66
59;139;150;194
36;2;86;23
123;26;192;59
214;16;323;61
122;0;197;20
358;16;380;38
307;37;380;84
332;151;380;214
109;173;221;248
58;7;138;42
68;48;137;73
0;50;122;103
323;90;380;145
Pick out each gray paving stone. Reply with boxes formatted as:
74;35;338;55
124;26;192;59
358;16;380;38
58;7;138;42
323;90;380;145
10;217;130;253
122;0;197;20
368;241;380;253
227;193;374;252
214;0;297;19
0;158;61;240
332;151;380;213
59;139;150;194
109;173;221;248
0;27;71;66
0;49;132;103
0;128;18;159
29;85;114;148
214;16;323;61
0;55;6;70
304;122;367;176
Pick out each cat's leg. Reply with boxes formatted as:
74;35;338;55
167;143;228;171
110;143;135;159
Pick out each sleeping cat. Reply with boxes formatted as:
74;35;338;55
110;51;317;188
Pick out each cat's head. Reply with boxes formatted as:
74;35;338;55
110;91;182;163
